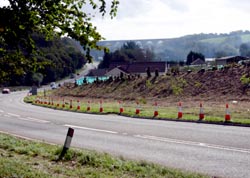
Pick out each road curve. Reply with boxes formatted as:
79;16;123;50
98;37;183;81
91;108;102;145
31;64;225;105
0;91;250;178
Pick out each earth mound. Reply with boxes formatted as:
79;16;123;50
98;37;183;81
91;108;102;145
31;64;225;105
54;65;250;103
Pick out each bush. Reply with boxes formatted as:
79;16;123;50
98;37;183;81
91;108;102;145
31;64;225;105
155;69;159;77
146;67;151;78
240;74;250;86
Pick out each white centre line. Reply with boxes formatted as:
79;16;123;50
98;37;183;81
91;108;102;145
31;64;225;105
25;117;50;123
64;124;118;134
7;113;20;117
19;117;49;123
4;113;49;123
134;135;250;154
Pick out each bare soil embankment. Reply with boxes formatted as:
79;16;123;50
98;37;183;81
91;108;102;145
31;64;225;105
54;65;250;103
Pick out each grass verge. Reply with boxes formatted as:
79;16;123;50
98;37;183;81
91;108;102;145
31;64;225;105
25;94;250;126
0;133;209;178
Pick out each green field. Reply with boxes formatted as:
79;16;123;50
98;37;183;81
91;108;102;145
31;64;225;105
199;34;250;44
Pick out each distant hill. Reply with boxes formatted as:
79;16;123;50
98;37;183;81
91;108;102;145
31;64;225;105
90;30;250;62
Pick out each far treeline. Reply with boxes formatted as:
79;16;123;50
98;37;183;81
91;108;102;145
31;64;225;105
93;30;250;61
98;41;205;69
98;41;155;69
2;34;86;86
0;0;118;87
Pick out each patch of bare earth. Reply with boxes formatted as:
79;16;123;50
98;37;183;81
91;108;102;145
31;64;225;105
54;65;250;105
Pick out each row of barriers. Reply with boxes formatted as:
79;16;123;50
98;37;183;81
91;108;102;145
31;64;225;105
32;96;244;124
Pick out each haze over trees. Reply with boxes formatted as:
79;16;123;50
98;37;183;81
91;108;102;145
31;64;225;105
0;0;119;85
98;41;155;69
240;43;250;57
186;51;205;65
93;30;250;62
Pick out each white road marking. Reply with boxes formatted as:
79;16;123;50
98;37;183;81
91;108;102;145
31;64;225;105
134;135;250;154
64;124;118;134
25;117;50;123
2;114;49;123
5;113;49;123
0;110;4;113
7;113;20;117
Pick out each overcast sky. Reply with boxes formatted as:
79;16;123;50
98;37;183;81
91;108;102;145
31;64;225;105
92;0;250;40
1;0;250;40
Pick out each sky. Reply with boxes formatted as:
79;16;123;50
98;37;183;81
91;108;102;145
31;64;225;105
92;0;250;40
1;0;250;40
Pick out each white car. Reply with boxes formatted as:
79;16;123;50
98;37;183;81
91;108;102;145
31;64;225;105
50;82;57;89
2;88;10;94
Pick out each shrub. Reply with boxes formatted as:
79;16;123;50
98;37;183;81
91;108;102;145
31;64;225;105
240;74;250;86
155;69;159;77
146;67;151;78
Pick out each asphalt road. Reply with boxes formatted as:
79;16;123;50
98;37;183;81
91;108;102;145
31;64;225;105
0;91;250;178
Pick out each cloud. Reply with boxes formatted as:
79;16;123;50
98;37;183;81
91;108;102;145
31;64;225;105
224;0;250;12
1;0;250;40
0;0;9;7
92;0;250;40
163;0;189;12
114;0;152;19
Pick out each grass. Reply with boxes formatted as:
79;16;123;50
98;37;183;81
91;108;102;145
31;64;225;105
199;36;227;44
241;34;250;43
199;34;250;44
25;95;250;126
0;133;209;178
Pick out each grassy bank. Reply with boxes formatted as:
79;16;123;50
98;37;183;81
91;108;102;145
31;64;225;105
25;94;250;126
0;133;209;178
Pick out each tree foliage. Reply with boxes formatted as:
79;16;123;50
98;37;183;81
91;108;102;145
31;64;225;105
5;34;87;86
98;41;155;69
0;0;119;84
186;51;205;65
94;31;250;62
240;43;250;57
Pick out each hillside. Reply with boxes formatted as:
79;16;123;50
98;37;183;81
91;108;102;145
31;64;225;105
54;65;250;102
1;34;86;86
90;30;250;61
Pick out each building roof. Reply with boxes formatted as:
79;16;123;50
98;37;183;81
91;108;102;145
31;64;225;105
117;66;129;73
106;67;129;76
109;62;129;69
191;58;206;65
86;69;107;77
109;61;166;74
215;56;249;61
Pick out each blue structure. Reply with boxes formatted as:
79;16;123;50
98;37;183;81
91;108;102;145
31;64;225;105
76;76;109;85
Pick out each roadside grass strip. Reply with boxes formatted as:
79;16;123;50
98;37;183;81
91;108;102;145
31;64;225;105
25;95;250;126
0;133;209;178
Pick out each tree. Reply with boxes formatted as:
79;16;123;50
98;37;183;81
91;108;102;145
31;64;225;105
32;73;43;87
0;0;119;84
146;67;151;78
145;47;155;61
215;45;238;58
98;41;156;69
186;51;205;65
240;43;250;57
120;41;145;62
